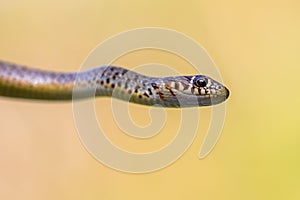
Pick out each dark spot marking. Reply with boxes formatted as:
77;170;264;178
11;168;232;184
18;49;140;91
100;69;108;78
111;84;115;88
121;69;128;75
112;75;116;80
148;88;153;95
151;83;159;89
157;92;165;100
134;85;140;93
106;78;110;84
169;89;176;96
165;85;176;96
143;92;150;98
198;88;201;95
138;95;142;98
100;80;104;85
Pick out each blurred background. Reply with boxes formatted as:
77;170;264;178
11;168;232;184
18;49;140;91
0;0;299;199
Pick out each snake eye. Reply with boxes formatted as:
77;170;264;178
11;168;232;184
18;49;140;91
194;76;208;88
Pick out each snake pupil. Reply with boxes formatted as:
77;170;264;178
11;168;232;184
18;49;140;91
194;76;208;88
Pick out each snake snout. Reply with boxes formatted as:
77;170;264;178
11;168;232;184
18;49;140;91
224;87;230;99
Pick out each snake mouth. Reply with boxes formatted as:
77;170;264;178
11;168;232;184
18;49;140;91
194;86;229;106
173;84;229;107
210;86;229;105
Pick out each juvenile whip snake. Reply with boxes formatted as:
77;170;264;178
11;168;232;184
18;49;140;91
0;60;229;107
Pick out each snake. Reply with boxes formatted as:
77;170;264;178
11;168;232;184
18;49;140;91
0;60;229;107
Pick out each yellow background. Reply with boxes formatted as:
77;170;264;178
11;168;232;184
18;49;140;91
0;0;299;199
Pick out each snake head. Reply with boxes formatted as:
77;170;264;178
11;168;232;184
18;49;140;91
159;75;229;107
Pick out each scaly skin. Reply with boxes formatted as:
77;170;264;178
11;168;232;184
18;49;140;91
0;60;229;107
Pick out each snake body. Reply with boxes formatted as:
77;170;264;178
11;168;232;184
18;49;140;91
0;60;229;107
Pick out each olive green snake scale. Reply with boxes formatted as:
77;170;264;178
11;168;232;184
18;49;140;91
0;60;229;107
